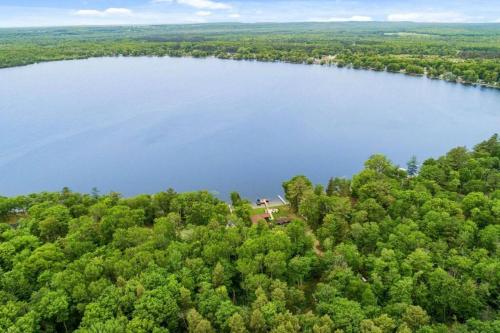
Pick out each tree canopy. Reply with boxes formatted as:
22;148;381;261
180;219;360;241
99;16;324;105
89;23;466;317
1;22;499;88
0;135;499;332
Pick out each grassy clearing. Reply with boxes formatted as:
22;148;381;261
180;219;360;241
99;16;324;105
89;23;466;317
251;205;292;219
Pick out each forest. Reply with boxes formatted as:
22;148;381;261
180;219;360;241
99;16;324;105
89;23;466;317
0;135;498;332
0;22;500;87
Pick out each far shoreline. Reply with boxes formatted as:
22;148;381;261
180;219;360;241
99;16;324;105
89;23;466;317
1;54;499;91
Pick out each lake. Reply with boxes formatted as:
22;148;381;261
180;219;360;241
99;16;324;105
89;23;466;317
0;57;499;199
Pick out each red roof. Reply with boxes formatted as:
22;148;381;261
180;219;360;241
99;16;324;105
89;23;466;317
251;213;271;224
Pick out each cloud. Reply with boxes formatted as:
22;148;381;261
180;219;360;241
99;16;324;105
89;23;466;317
153;0;231;10
105;8;133;15
180;0;231;10
196;11;212;16
387;12;469;23
311;15;373;22
75;8;133;17
228;13;241;18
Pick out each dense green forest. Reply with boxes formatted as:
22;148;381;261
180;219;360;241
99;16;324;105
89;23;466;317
1;22;500;87
0;135;499;332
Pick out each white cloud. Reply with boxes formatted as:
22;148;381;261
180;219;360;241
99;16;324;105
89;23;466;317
75;8;133;17
228;13;240;18
311;15;373;22
153;0;231;10
196;11;212;16
387;12;469;23
75;10;101;16
180;0;231;10
105;8;133;15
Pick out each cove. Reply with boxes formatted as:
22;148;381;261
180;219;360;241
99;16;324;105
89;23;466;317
0;56;499;198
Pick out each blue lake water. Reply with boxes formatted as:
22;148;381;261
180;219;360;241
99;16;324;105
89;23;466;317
0;57;499;199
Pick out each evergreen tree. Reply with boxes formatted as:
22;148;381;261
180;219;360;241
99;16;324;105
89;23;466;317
407;155;419;176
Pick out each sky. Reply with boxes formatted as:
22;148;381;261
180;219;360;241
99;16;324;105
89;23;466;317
1;0;500;28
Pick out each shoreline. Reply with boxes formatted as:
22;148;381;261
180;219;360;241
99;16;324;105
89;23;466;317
1;54;499;90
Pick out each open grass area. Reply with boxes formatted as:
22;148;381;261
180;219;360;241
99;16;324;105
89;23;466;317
251;204;291;218
1;213;26;226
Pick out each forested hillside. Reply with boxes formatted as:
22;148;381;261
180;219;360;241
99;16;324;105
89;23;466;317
0;22;499;87
0;135;499;332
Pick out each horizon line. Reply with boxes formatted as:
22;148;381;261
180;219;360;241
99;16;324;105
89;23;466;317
1;20;500;29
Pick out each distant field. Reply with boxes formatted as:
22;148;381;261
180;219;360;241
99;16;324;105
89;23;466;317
383;32;435;37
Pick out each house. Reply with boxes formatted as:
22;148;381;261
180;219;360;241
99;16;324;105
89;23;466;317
251;213;271;224
275;217;292;225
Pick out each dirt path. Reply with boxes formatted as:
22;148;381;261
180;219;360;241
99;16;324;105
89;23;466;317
305;229;324;257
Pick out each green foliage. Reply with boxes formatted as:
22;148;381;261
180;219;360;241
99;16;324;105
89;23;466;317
0;135;498;331
283;175;314;212
1;22;499;92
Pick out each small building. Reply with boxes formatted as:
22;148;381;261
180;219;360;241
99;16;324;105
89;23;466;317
251;213;271;224
275;217;292;226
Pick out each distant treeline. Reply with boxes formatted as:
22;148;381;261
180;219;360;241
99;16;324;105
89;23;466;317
1;22;499;87
0;134;499;332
